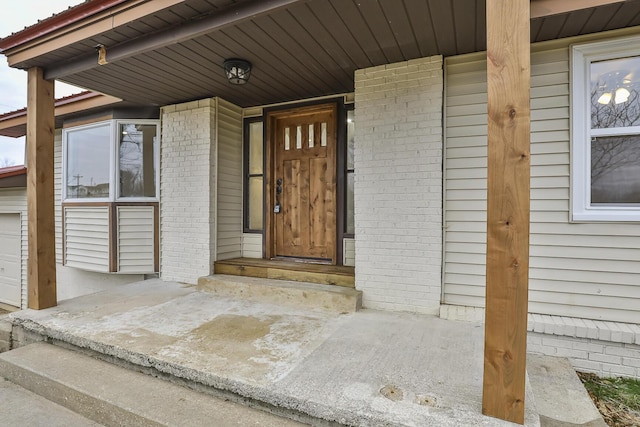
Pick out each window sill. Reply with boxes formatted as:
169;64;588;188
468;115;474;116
529;313;640;345
572;209;640;222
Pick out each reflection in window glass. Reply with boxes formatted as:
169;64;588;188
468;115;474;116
249;122;263;175
591;57;640;129
589;56;640;207
346;108;355;235
119;123;157;198
285;127;290;151
246;119;264;231
308;124;315;148
347;110;355;169
346;173;355;234
249;177;263;229
321;122;327;147
66;123;111;199
591;135;640;204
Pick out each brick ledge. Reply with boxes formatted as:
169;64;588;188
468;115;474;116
439;304;640;345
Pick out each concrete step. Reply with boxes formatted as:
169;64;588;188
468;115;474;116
527;353;607;427
0;342;306;427
0;316;11;353
0;377;102;427
198;274;362;312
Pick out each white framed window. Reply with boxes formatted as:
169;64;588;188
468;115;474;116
63;121;113;202
63;120;160;202
116;121;160;201
572;36;640;221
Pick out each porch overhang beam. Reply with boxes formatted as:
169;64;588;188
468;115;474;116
26;67;57;310
0;92;122;138
531;0;630;18
482;0;531;424
44;0;308;81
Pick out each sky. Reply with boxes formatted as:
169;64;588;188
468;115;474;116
0;0;85;166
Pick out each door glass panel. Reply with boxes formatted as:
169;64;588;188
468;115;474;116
296;125;302;149
308;124;314;148
321;122;327;147
284;127;290;151
249;121;263;175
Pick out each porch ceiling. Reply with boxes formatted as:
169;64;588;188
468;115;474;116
7;0;640;108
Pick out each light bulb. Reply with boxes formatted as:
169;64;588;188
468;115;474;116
597;92;612;105
615;87;630;104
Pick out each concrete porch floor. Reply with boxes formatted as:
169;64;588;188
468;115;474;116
5;279;543;426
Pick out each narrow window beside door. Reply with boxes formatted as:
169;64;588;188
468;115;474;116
244;119;264;232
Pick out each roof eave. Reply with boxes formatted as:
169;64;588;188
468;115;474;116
0;166;27;179
0;0;131;52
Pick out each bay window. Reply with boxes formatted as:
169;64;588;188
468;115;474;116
62;119;159;274
63;120;159;202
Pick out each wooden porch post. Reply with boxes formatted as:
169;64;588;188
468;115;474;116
482;0;531;424
26;67;57;310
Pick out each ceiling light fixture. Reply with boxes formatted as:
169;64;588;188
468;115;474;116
223;59;252;85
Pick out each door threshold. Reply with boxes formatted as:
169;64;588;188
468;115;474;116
270;256;332;265
0;302;19;313
214;258;355;287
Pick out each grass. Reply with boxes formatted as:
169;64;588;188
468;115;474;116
578;372;640;427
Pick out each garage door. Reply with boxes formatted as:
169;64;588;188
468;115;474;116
0;213;21;307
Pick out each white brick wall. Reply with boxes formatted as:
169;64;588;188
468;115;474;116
528;334;640;378
441;304;640;378
353;56;443;314
527;313;640;378
160;99;217;283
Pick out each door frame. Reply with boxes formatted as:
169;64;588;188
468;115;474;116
264;98;346;265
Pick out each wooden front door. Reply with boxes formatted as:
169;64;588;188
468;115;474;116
267;103;337;263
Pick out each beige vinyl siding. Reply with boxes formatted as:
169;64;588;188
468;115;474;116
117;206;155;273
0;190;27;308
444;36;640;324
242;233;262;259
343;238;355;267
64;206;110;272
0;213;20;307
216;98;243;261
